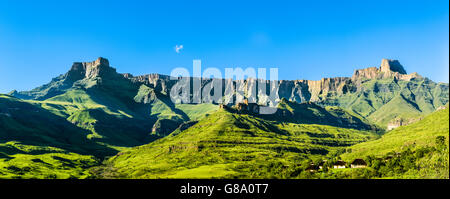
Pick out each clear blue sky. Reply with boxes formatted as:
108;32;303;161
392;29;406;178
0;0;448;93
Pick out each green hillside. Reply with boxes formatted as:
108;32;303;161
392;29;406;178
0;141;98;179
273;99;378;131
321;78;449;127
338;106;449;179
96;109;378;179
0;94;106;179
0;94;116;157
342;106;449;159
0;84;219;179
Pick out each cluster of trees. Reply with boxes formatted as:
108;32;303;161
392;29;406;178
228;136;448;179
364;136;448;178
319;136;449;179
285;136;449;179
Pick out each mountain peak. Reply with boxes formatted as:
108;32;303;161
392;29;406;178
352;58;419;81
67;57;116;80
92;57;110;67
380;59;407;74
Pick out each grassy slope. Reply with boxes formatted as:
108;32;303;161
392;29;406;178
175;104;219;121
274;99;377;131
99;109;377;179
33;89;156;147
0;94;112;179
335;107;449;179
0;91;221;179
341;106;449;159
137;83;218;122
0;142;98;179
0;93;140;178
367;94;422;125
323;78;449;128
0;94;115;157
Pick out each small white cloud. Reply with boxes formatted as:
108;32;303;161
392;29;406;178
175;45;184;53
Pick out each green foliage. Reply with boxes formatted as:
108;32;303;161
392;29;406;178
339;108;449;179
339;144;448;179
341;107;449;159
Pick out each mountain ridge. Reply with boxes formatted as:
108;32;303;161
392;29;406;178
8;57;448;128
7;58;431;100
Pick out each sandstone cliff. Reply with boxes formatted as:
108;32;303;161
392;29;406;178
352;58;421;81
67;57;117;81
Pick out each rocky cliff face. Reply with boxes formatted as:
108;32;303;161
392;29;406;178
122;58;426;104
9;58;449;128
12;57;445;106
130;74;177;95
386;117;423;130
381;59;406;74
352;59;421;81
67;57;117;80
11;57;125;100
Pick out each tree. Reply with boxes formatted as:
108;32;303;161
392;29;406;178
436;136;447;151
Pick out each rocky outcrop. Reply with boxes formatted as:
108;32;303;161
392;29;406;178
134;85;158;104
10;57;125;100
352;59;421;81
130;74;177;94
380;59;406;74
67;57;117;81
151;119;182;137
387;117;422;130
436;106;447;111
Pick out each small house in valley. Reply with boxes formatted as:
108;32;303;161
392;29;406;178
350;159;367;168
333;160;346;169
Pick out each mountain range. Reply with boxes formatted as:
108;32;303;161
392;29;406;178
0;57;448;179
9;57;448;127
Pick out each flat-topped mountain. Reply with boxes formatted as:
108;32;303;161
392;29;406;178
67;57;116;80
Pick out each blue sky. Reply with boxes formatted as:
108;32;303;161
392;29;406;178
0;0;448;93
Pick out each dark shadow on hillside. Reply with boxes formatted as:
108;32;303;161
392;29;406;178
0;97;118;158
256;100;377;131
